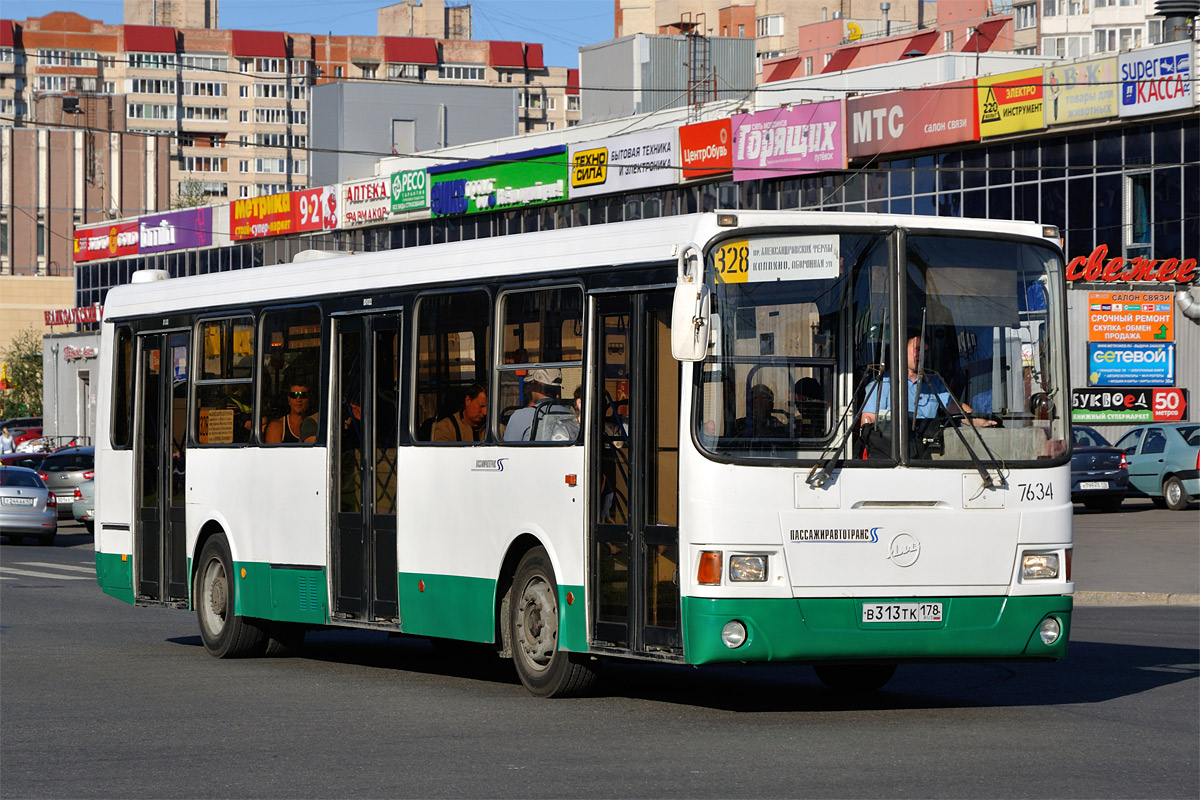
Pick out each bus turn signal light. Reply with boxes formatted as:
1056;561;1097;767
697;551;722;585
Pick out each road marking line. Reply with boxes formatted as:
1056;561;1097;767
0;567;90;581
17;562;95;573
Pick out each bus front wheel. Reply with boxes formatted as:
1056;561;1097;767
813;663;897;692
509;547;596;698
195;534;266;658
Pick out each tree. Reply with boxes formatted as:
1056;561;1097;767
0;327;44;418
172;177;210;209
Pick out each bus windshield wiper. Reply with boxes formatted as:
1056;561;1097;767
807;364;883;489
919;370;1008;490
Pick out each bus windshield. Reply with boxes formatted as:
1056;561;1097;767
696;231;1068;465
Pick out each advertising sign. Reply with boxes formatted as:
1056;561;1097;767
230;192;297;241
293;186;338;233
340;177;391;229
231;188;336;240
138;207;213;254
45;306;103;326
732;101;846;181
568;129;677;198
1088;342;1174;386
1088;291;1174;343
1072;387;1188;423
428;146;567;217
390;169;429;212
1067;244;1198;285
1045;58;1119;125
1118;41;1193;118
679;118;732;179
978;68;1045;137
847;80;978;158
73;222;139;262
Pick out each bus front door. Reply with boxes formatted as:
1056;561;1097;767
332;314;401;623
134;331;189;604
592;291;682;655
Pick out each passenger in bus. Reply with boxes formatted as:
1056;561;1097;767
793;377;828;437
547;385;584;442
859;336;995;428
503;369;562;441
736;384;788;438
432;383;488;442
265;383;318;444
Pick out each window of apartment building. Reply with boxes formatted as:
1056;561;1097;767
292;110;307;125
290;85;306;100
200;181;228;198
334;66;344;78
1015;4;1037;30
255;83;286;99
805;56;814;75
439;64;485;81
944;30;954;50
37;75;71;92
547;97;556;111
567;119;578;127
254;108;287;124
1095;27;1143;52
238;186;250;198
183;81;227;97
183;156;227;173
756;15;784;37
388;63;421;79
738;24;745;37
0;47;14;63
182;54;229;72
239;110;249;122
0;98;13;115
1067;0;1083;14
255;57;284;74
126;103;177;120
1042;0;1060;16
567;95;580;111
239;59;250;73
255;183;286;196
39;48;87;67
362;66;377;79
129;78;176;95
240;160;249;173
1148;19;1164;43
256;158;287;174
1014;46;1038;55
128;52;176;69
183;106;228;121
1043;35;1089;58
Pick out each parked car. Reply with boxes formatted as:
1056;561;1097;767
1071;425;1128;511
35;446;94;516
12;426;43;447
0;417;43;431
1113;423;1200;511
72;479;95;533
0;452;45;470
0;465;57;545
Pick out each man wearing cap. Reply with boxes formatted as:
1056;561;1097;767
503;368;562;441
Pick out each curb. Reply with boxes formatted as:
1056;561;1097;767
1074;591;1200;606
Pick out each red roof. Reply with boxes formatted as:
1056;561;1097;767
764;57;801;83
0;20;15;48
231;30;287;59
489;40;525;68
961;19;1007;53
821;46;859;74
524;43;544;70
904;31;938;56
383;36;439;65
566;68;580;95
124;24;176;54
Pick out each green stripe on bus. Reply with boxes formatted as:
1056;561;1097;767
682;595;1072;665
95;551;134;605
396;572;588;652
233;562;329;625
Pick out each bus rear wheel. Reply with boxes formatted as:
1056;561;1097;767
509;547;596;698
813;663;897;692
194;534;266;658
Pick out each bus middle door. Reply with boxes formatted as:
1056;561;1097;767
332;313;401;623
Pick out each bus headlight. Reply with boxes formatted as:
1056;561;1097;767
729;555;767;582
1022;554;1059;580
1039;617;1062;645
721;621;747;648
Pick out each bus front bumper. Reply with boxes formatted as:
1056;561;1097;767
682;595;1072;665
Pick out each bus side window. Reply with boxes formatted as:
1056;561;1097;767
496;286;583;444
259;306;322;445
194;316;255;445
413;291;491;443
111;326;135;448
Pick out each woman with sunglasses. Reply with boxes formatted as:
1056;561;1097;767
265;383;317;443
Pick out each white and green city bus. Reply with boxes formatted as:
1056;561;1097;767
93;211;1073;696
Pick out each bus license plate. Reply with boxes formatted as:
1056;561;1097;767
1080;481;1108;490
862;602;943;623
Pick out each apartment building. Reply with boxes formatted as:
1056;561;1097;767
0;5;578;204
1040;0;1172;59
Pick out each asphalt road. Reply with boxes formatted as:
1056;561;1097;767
1;517;1197;799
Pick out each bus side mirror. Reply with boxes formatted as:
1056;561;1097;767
670;243;710;362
